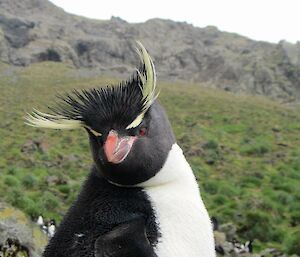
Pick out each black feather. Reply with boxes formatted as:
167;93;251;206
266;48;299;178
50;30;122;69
49;68;147;132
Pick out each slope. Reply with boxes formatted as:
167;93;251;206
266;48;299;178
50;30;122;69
0;62;299;254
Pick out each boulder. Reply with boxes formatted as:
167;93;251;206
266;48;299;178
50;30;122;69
21;139;49;154
219;222;237;241
0;202;48;257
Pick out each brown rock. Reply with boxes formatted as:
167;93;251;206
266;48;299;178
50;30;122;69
46;176;66;186
214;231;227;246
21;139;49;154
21;140;38;154
219;223;237;241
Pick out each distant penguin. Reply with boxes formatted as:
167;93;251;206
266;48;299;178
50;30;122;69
47;220;56;238
42;225;48;235
244;240;253;253
37;215;44;227
26;42;216;257
211;216;219;231
37;215;49;236
233;239;253;254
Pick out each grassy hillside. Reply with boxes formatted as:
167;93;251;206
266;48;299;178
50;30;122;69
0;62;299;254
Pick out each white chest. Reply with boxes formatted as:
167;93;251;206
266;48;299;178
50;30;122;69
139;144;216;257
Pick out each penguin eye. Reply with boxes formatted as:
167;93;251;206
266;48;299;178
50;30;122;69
139;127;147;136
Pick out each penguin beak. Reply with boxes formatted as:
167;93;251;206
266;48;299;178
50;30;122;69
104;130;137;164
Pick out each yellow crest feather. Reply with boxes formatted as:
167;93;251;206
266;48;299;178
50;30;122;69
126;42;158;129
25;109;83;130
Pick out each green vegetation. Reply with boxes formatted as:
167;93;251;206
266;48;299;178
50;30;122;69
0;62;299;254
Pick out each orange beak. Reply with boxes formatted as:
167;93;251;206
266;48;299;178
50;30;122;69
104;130;137;164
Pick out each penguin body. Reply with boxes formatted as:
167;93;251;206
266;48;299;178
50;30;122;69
47;221;56;238
43;144;215;257
27;43;215;257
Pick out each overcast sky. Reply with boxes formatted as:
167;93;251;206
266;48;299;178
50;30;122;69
49;0;299;44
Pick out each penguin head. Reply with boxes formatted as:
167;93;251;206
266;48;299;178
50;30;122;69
26;42;175;186
88;100;175;185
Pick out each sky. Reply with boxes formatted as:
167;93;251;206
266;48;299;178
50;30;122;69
49;0;299;44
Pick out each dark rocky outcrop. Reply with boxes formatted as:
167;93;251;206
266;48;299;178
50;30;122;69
0;0;300;102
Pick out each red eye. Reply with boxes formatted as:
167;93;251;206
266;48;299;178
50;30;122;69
139;127;147;136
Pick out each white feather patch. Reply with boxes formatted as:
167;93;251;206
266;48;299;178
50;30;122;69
138;144;216;257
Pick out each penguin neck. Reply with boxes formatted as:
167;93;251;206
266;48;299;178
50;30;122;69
138;143;194;188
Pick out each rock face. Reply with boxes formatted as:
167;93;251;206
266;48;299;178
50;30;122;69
0;202;48;257
0;0;300;102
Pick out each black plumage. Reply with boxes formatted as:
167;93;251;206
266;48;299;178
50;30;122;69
49;71;145;133
43;167;159;257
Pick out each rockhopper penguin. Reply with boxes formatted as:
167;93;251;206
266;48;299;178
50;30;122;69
26;42;216;257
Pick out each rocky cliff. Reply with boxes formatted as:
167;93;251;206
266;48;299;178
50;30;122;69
0;0;300;102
